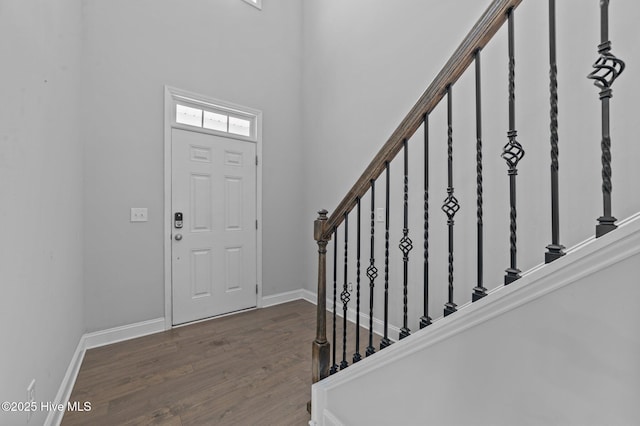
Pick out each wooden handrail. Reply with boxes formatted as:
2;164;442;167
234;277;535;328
320;0;522;241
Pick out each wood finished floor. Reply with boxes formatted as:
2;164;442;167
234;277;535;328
63;300;375;426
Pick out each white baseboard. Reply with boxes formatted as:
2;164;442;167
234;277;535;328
45;336;86;426
262;289;305;307
301;288;317;304
47;318;165;426
83;318;165;350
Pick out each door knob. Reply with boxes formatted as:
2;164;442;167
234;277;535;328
175;233;183;241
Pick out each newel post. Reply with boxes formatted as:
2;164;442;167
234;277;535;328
312;209;331;383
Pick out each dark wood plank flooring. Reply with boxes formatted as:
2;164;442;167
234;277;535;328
62;300;375;426
63;300;316;425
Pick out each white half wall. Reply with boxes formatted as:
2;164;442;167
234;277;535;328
312;214;640;426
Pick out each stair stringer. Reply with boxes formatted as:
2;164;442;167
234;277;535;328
311;212;640;426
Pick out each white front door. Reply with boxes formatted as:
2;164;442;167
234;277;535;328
171;128;257;325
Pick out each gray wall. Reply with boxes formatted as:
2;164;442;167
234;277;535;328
301;0;640;329
0;1;85;425
81;0;305;332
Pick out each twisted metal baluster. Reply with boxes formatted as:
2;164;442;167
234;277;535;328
472;50;488;301
380;162;392;349
545;0;566;263
588;0;625;238
399;139;412;339
420;115;432;328
329;227;339;375
353;198;362;363
366;180;377;356
340;213;350;370
502;8;525;285
442;85;459;317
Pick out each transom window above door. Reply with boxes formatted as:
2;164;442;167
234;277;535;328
174;102;256;140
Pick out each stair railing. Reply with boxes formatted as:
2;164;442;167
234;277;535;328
312;0;625;384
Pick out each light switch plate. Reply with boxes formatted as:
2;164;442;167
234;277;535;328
130;208;148;222
376;208;385;223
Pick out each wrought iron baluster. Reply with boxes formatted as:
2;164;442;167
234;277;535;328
366;180;377;356
588;0;625;238
545;0;566;263
502;8;525;285
340;213;350;370
472;50;488;302
330;227;339;375
380;162;392;349
399;139;413;339
420;115;432;328
442;85;459;317
353;198;362;363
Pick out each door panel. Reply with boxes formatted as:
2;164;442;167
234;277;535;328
172;128;257;325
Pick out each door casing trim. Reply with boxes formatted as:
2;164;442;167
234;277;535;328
163;85;263;330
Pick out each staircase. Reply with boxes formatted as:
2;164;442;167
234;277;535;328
309;0;639;424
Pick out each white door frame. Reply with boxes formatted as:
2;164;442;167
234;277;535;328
163;86;263;330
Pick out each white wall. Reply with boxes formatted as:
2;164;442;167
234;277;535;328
0;1;85;425
313;217;640;425
81;0;305;332
302;0;640;332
